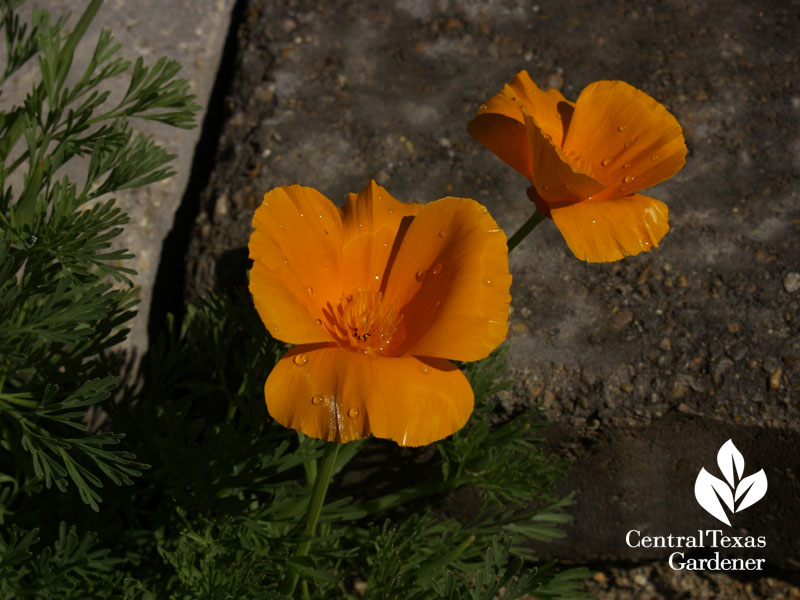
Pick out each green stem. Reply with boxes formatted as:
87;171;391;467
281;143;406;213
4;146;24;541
358;475;465;517
279;442;340;598
506;210;545;253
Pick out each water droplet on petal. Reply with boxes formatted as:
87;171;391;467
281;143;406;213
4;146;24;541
624;141;632;149
438;229;447;238
387;207;393;213
481;104;488;110
416;269;426;281
359;223;363;227
543;185;551;191
375;274;380;280
484;277;493;286
311;394;323;405
623;162;631;169
623;175;634;184
432;263;442;275
279;224;284;229
307;286;313;295
299;212;304;217
315;318;322;325
592;219;597;224
618;124;627;132
650;154;659;161
420;365;429;375
283;259;289;265
601;157;612;166
348;407;359;418
383;242;389;247
293;354;309;366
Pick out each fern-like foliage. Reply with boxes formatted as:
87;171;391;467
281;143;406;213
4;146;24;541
0;0;197;597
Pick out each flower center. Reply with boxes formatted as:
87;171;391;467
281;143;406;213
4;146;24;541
323;289;402;354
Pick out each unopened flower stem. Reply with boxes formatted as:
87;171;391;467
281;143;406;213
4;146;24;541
279;441;340;597
507;210;545;253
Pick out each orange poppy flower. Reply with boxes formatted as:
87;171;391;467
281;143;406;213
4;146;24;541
468;70;687;262
248;181;511;446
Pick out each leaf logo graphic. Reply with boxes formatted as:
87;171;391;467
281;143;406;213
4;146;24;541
694;440;767;526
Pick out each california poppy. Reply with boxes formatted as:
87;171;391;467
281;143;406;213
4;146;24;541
248;181;511;446
468;70;687;262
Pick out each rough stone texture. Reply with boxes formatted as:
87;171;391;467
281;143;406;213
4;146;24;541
180;0;800;595
2;0;234;357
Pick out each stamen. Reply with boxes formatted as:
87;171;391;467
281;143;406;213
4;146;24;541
322;289;403;354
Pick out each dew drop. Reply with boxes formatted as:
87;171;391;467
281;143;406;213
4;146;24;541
375;274;380;280
420;365;429;375
543;184;551;191
481;104;488;110
623;175;634;184
416;269;426;281
319;214;323;219
299;212;304;217
383;242;389;247
293;354;309;367
348;407;359;418
645;241;650;246
311;394;324;405
565;183;571;190
601;157;612;167
359;222;363;227
315;318;322;325
617;124;627;132
484;277;493;286
650;154;659;161
438;229;447;238
592;219;597;224
624;141;632;149
387;208;393;213
432;263;442;275
307;286;313;295
279;224;284;229
283;259;289;265
623;162;631;169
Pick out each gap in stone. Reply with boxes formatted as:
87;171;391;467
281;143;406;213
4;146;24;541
147;0;247;347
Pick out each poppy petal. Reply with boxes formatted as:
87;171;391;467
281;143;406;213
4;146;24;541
562;80;687;198
467;70;574;181
249;185;343;344
522;113;605;209
549;193;669;262
339;180;421;292
382;197;511;361
265;345;473;446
